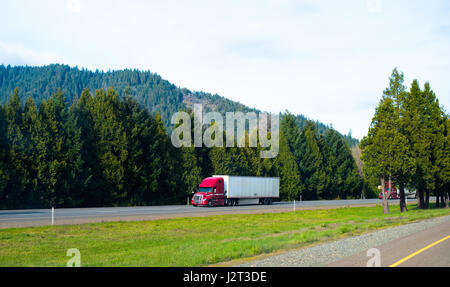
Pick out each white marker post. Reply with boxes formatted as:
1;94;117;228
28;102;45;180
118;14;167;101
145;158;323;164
51;207;54;225
294;200;296;212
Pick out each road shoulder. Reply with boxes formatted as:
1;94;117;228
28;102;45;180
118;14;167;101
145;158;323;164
234;215;450;267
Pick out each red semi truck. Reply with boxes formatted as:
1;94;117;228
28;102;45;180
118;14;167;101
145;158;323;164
191;175;280;207
378;181;399;200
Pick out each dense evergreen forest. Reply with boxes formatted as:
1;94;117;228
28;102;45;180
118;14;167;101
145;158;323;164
5;65;447;212
0;86;364;209
0;64;358;146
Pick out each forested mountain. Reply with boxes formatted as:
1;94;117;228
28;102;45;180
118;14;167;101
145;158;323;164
0;64;358;145
0;64;365;209
0;64;185;127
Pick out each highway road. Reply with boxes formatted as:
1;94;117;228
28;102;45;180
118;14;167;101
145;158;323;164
0;198;415;228
235;211;447;267
328;218;450;267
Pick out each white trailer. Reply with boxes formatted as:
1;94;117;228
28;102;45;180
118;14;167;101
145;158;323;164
213;175;279;206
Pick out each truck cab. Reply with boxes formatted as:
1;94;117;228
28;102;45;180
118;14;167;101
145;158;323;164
191;177;224;207
378;182;399;199
192;175;279;207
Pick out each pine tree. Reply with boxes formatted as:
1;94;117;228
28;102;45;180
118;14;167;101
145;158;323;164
4;88;33;208
177;113;203;203
280;114;328;200
151;113;183;205
401;81;442;209
209;144;240;176
71;89;103;206
34;90;83;208
274;132;303;201
0;105;9;208
120;96;149;205
361;97;398;214
240;130;264;176
383;68;415;212
361;69;419;214
90;88;129;206
324;129;362;199
64;104;84;206
301;123;327;200
22;96;39;206
437;116;450;207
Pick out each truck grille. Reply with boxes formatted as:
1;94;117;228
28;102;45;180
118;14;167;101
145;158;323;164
193;195;202;204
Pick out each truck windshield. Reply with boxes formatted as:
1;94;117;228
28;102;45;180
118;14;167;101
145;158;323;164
198;187;212;193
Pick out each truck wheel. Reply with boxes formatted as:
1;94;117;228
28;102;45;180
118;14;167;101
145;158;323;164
207;200;213;207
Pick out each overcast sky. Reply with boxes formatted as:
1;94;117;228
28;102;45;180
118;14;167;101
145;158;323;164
1;0;449;139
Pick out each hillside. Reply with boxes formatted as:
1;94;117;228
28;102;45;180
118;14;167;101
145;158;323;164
0;64;358;146
0;64;365;209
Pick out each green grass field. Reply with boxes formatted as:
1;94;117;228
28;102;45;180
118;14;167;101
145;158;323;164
1;204;449;267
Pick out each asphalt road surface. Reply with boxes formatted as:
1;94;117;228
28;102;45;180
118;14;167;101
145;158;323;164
0;198;415;228
328;218;450;267
235;213;448;267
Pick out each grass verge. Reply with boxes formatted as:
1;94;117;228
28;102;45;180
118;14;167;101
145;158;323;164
1;204;449;266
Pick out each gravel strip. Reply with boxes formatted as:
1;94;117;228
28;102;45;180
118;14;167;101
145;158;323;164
237;215;450;267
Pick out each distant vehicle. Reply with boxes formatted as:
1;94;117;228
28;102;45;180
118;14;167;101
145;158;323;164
379;191;399;200
378;182;399;200
405;189;417;199
191;175;280;207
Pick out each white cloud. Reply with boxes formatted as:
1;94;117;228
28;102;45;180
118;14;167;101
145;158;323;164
0;41;64;66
